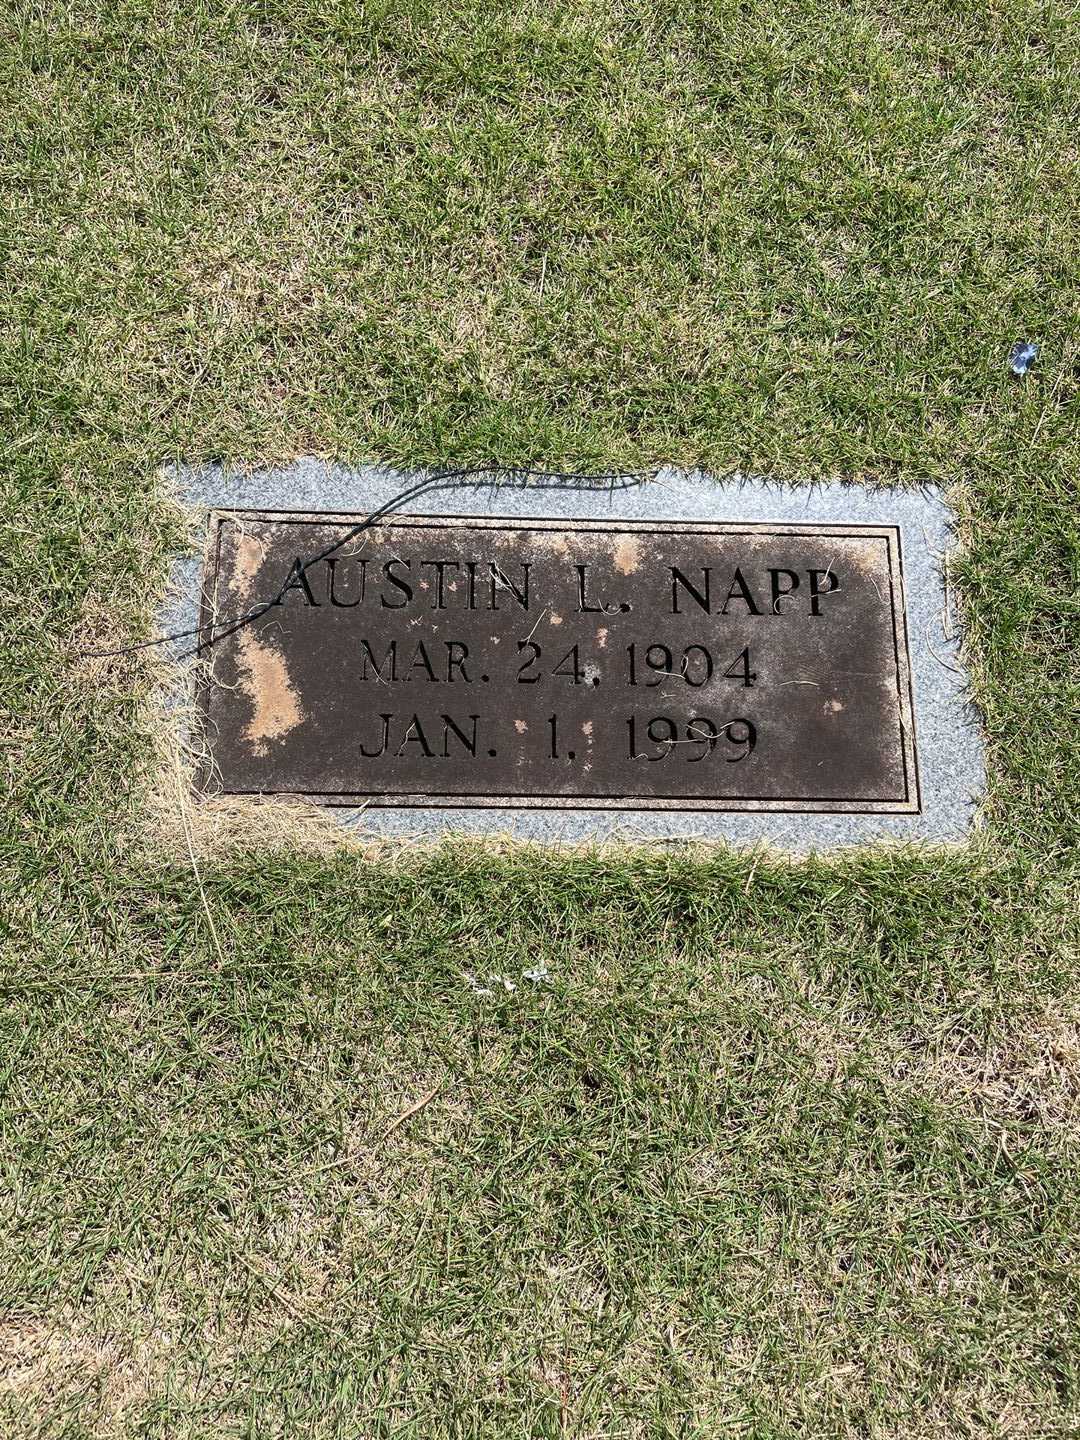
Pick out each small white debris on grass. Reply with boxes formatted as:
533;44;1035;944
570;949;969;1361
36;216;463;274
465;973;518;995
466;968;550;994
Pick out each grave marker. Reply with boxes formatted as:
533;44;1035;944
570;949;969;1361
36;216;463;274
197;512;917;813
163;465;983;847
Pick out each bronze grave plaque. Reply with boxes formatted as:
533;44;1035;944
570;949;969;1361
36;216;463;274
196;512;919;812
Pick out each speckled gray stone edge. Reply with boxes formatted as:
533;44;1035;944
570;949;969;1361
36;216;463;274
160;462;986;851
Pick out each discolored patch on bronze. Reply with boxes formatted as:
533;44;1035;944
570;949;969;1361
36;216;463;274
233;531;268;588
195;512;919;813
612;534;642;575
234;628;304;756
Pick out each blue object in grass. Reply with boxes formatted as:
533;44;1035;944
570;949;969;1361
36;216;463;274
1008;341;1038;375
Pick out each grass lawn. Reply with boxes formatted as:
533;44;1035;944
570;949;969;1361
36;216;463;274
2;1;1079;1435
